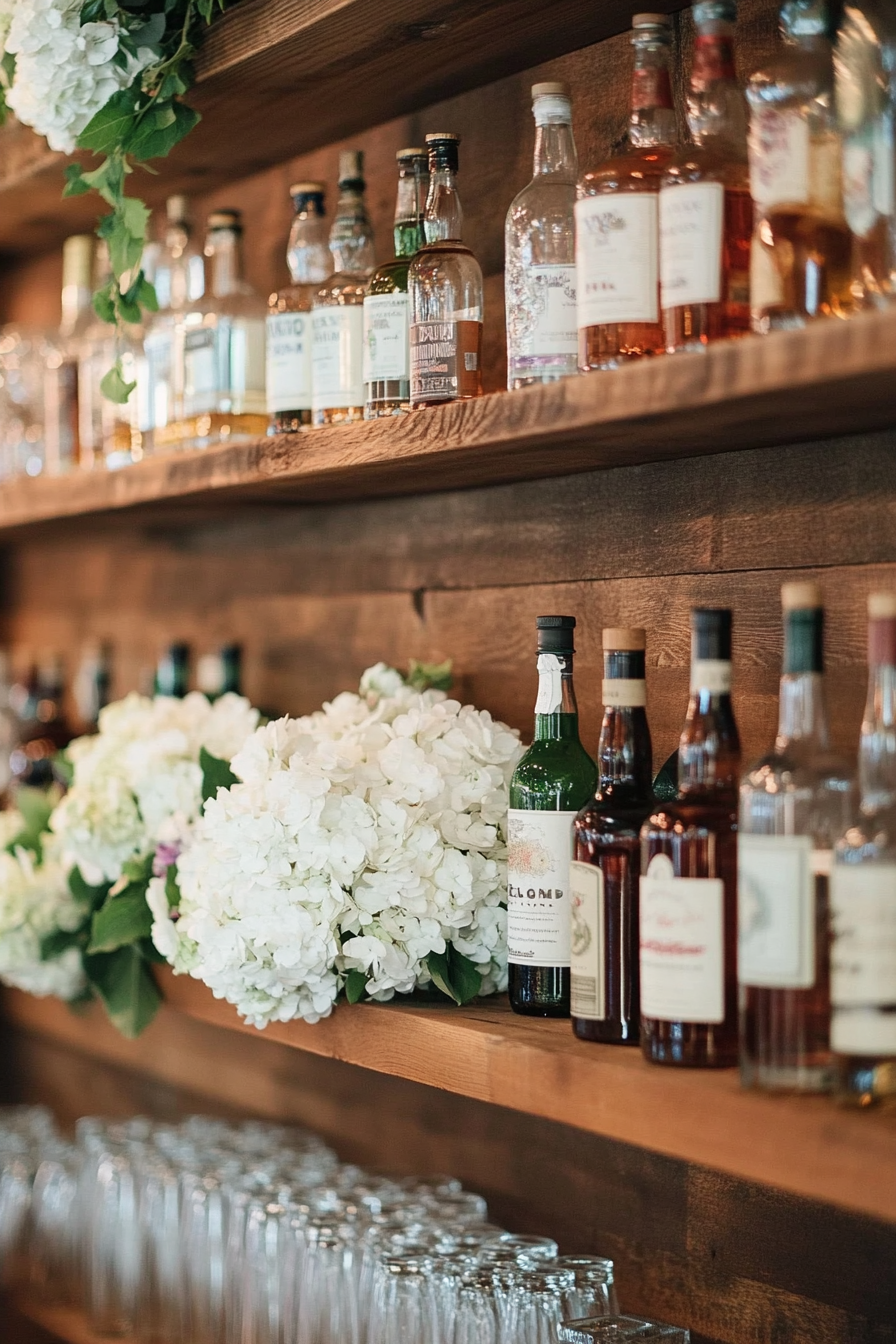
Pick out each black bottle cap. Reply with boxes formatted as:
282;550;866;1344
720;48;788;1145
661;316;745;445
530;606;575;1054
425;132;460;171
536;615;576;654
691;608;732;661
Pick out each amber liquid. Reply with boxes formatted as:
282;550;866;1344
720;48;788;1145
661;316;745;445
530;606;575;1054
572;828;643;1044
664;185;753;351
764;208;854;322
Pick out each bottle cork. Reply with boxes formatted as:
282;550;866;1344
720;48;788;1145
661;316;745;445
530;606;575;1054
602;627;647;651
532;81;569;98
781;581;822;610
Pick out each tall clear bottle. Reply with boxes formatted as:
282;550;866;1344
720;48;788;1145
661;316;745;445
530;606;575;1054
739;583;854;1091
364;150;429;418
409;134;484;407
268;183;332;434
77;242;144;470
44;233;94;473
143;196;205;453
506;82;578;388
312;152;375;427
831;593;896;1105
508;616;598;1017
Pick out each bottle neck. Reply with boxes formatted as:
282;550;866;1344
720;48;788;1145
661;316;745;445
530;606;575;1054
532;120;577;180
330;186;376;274
687;23;748;149
207;230;244;298
679;658;741;794
533;652;580;741
424;166;463;244
394;168;428;258
597;650;653;797
629;39;677;147
287;211;332;284
777;607;829;752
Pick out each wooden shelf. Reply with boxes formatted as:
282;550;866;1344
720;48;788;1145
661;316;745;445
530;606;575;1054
2;313;895;535
13;1300;104;1344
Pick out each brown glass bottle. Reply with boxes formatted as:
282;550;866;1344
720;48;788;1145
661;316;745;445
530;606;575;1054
572;629;653;1044
639;608;741;1067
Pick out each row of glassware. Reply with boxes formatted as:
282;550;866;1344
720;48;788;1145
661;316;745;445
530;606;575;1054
0;1105;687;1344
0;0;892;480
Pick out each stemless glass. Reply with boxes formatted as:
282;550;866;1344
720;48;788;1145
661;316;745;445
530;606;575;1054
368;1254;438;1344
87;1146;141;1335
514;1267;578;1344
0;1152;36;1289
557;1257;619;1317
29;1145;81;1305
559;1318;690;1343
295;1221;359;1344
483;1232;559;1261
454;1269;502;1344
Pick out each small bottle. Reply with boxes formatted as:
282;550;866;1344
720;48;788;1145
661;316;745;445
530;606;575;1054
660;1;753;351
155;643;190;698
267;183;332;434
505;82;578;389
77;242;143;470
364;150;429;418
831;593;896;1105
640;608;741;1067
73;640;113;732
572;628;653;1045
508;616;598;1017
738;582;854;1092
311;152;376;427
143;196;205;453
409;134;484;408
577;15;678;369
196;643;242;700
43;234;94;474
10;656;72;791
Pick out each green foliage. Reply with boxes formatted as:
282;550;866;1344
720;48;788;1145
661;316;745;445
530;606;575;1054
89;887;154;953
200;746;238;804
83;945;161;1038
424;945;483;1006
406;659;454;694
344;969;368;1005
4;786;58;861
165;862;180;910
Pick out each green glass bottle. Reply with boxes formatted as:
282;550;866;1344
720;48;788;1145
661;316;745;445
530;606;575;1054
508;615;598;1016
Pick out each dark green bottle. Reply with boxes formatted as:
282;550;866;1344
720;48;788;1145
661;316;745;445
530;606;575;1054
155;643;190;698
508;615;598;1016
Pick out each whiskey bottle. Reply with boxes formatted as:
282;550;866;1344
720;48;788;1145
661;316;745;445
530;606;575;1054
572;628;653;1045
143;196;205;453
739;583;853;1092
44;234;93;473
660;0;753;350
268;183;331;434
312;152;376;426
506;82;578;388
408;134;484;407
363;150;429;418
831;593;896;1104
508;616;598;1017
746;0;853;330
640;608;741;1067
155;643;190;698
577;14;677;369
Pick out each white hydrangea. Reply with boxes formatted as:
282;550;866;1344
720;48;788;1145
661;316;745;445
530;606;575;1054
0;0;16;53
171;668;523;1028
0;826;85;1001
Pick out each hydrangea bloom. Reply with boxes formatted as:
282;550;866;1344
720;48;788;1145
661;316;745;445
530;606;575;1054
0;818;85;1001
169;666;523;1027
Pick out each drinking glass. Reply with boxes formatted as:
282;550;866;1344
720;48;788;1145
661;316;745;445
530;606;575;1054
454;1269;502;1344
86;1147;141;1335
557;1256;618;1317
296;1221;359;1344
368;1253;438;1344
559;1319;690;1343
0;1152;35;1289
29;1145;80;1305
514;1267;577;1344
483;1232;559;1261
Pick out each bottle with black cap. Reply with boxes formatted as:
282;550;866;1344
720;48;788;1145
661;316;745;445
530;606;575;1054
507;616;597;1016
639;608;741;1066
267;183;332;434
155;643;190;698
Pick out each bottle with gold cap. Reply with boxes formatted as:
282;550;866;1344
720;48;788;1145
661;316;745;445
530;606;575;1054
142;195;205;454
267;183;332;434
739;582;853;1092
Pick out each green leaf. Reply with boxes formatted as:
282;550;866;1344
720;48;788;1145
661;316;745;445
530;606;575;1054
89;887;153;954
69;866;112;911
100;362;136;404
6;786;56;858
406;659;453;693
165;863;180;909
138;936;167;965
138;275;159;313
63;163;91;198
425;948;459;1004
200;746;238;804
445;945;482;1004
77;87;142;155
40;928;84;961
344;968;367;1004
83;946;160;1038
54;750;74;789
92;288;116;324
121;852;154;885
127;99;200;162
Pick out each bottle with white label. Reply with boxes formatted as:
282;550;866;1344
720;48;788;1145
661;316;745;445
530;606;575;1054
572;628;654;1045
640;608;741;1067
505;82;578;389
739;582;854;1092
831;592;896;1104
267;183;332;434
576;14;677;370
508;616;597;1017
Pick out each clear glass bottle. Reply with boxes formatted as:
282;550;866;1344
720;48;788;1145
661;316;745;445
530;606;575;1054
0;324;47;479
268;183;332;434
72;639;112;733
508;616;598;1017
660;0;753;351
577;15;677;369
831;592;896;1105
43;233;94;474
196;643;242;700
364;149;429;418
155;643;190;698
144;196;205;453
408;134;484;407
77;242;144;470
10;655;72;791
640;608;741;1067
506;82;578;388
312;152;375;427
738;582;854;1092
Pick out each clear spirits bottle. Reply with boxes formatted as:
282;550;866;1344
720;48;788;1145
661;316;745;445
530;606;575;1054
409;134;484;407
43;233;93;474
506;82;578;388
73;639;112;732
155;643;190;698
660;0;753;351
197;643;242;700
508;616;598;1017
831;592;896;1104
143;196;205;453
77;242;144;470
312;152;376;427
268;183;332;434
364;149;429;418
739;582;854;1092
577;15;677;369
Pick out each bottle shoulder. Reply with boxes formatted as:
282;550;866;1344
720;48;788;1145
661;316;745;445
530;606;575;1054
269;282;321;314
314;272;369;305
579;146;674;195
366;259;411;295
643;793;738;834
664;143;750;187
575;793;654;839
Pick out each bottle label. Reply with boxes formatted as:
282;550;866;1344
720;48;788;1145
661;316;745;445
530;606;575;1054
601;678;646;708
749;109;810;209
266;312;312;413
689;659;731;694
534;653;564;713
312;306;365;410
631;67;674;113
183;326;218;412
514;265;578;357
507;809;577;968
639;853;725;1023
830;865;896;1053
692;34;736;86
738;834;816;989
363;293;410;383
660;181;724;310
570;860;606;1019
576;194;659;327
409;320;481;403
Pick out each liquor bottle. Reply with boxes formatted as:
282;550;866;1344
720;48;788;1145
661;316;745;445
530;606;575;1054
576;15;677;370
364;149;429;418
268;183;332;434
77;242;144;470
43;234;94;473
831;593;896;1104
196;643;242;700
640;608;741;1066
155;643;190;698
73;640;113;732
571;628;653;1044
746;0;852;331
508;616;598;1017
10;656;72;790
738;583;854;1091
505;82;578;388
143;196;205;453
311;152;376;427
408;134;484;407
660;0;753;351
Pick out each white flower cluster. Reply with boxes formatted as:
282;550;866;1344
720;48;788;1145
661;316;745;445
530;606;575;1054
0;813;84;1001
168;665;522;1028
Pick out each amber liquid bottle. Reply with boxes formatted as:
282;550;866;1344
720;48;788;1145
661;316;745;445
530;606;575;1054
572;628;653;1044
640;608;741;1067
